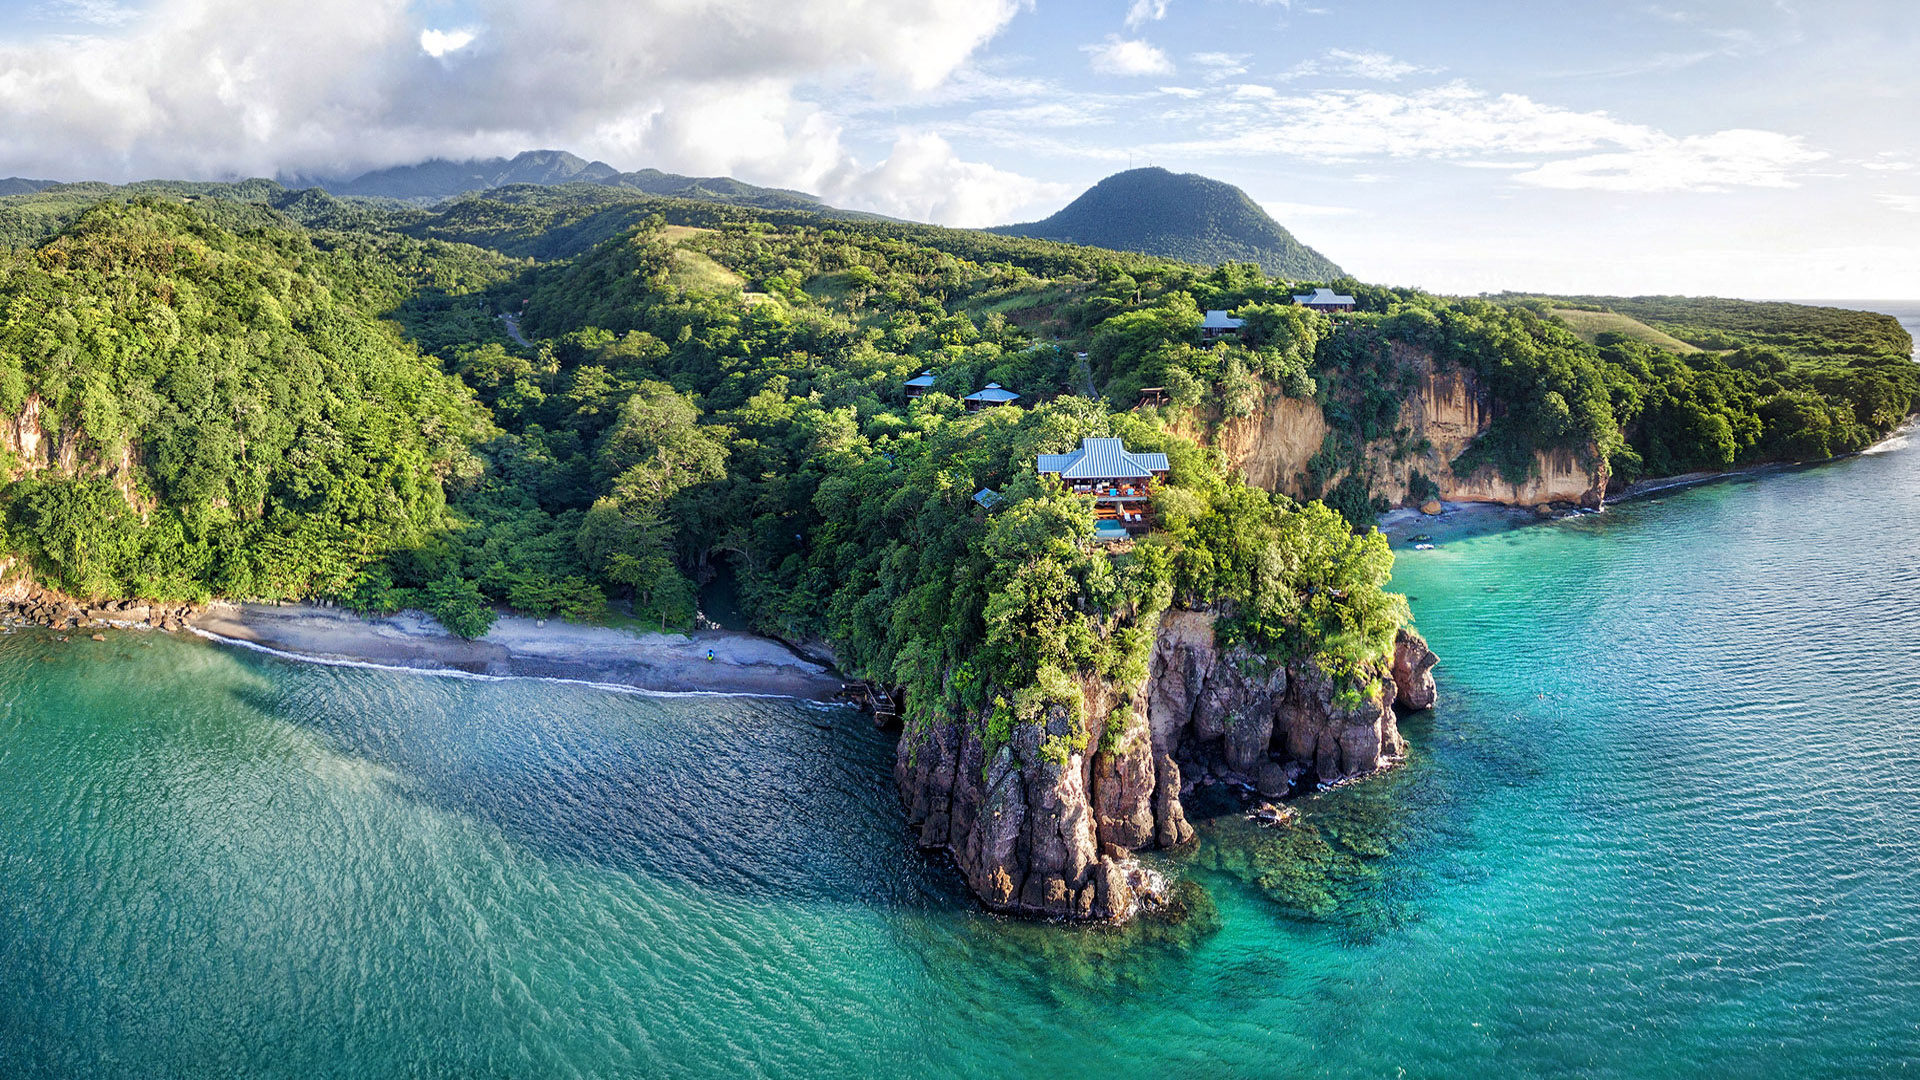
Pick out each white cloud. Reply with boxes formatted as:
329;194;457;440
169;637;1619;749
1124;0;1169;29
1190;51;1249;78
1285;48;1433;82
33;0;140;26
418;27;475;59
1177;82;1655;161
1878;194;1920;214
1514;129;1825;192
1854;153;1914;173
824;132;1073;227
965;102;1112;128
0;0;1034;225
1138;81;1824;193
1083;36;1174;76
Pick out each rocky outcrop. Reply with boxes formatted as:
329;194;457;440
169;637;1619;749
1;395;148;510
895;609;1429;922
1390;628;1438;712
1187;345;1609;510
0;395;48;473
895;703;1164;921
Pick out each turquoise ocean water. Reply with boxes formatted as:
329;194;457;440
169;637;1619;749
3;309;1917;1078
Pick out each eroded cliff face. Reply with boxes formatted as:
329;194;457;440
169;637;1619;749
895;613;1438;921
1194;346;1608;508
0;395;48;473
0;394;145;507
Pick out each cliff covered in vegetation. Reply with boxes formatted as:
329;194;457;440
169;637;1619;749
0;184;1911;921
897;613;1436;919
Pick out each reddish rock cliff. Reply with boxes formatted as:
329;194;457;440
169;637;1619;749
895;610;1438;922
1188;346;1609;509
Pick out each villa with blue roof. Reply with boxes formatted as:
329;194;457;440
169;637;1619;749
1036;436;1170;538
964;383;1020;411
1200;309;1244;340
904;370;937;399
1293;287;1356;313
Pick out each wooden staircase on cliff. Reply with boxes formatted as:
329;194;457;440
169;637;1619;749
858;682;902;727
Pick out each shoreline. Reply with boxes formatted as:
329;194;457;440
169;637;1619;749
1382;417;1918;543
187;602;850;702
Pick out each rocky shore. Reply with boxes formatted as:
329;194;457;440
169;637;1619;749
894;612;1438;923
0;585;201;633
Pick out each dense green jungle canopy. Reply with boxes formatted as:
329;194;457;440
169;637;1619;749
0;182;1910;734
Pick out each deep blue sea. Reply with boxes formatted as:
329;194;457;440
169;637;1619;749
1;304;1917;1078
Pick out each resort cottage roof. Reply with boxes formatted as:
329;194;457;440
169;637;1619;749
964;383;1020;404
972;487;1004;510
1294;287;1356;307
1036;437;1171;481
1200;309;1244;331
904;370;938;388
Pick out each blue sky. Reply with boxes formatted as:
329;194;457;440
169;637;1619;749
3;0;1916;297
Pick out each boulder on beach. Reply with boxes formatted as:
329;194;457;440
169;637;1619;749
1420;500;1443;516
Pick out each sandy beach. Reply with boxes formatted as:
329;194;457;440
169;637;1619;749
189;603;849;701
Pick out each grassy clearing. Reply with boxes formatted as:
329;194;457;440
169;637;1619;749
666;247;744;292
803;270;853;306
963;283;1084;338
657;224;716;244
1552;308;1701;353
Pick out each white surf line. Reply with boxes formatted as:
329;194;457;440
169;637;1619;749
1861;417;1916;455
188;626;852;708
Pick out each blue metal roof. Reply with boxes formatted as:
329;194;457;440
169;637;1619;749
905;370;937;387
972;487;1003;509
964;382;1020;403
1036;437;1171;481
1293;288;1355;306
1200;309;1244;330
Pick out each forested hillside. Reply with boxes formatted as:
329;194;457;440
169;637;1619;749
0;202;506;601
1520;294;1916;475
0;191;1911;703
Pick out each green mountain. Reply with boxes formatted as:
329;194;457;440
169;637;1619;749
0;178;57;197
306;149;852;216
990;167;1344;279
309;150;620;200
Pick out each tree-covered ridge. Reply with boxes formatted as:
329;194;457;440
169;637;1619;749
775;398;1404;754
0;201;494;601
435;211;1915;618
1260;288;1915;495
0;191;1911;673
1509;294;1917;477
349;210;1413;718
1547;294;1911;359
991;167;1346;280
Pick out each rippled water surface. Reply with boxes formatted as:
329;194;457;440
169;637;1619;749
5;435;1920;1078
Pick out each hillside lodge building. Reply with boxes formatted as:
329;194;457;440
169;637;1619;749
904;372;1023;410
1200;309;1243;339
1294;287;1357;313
963;383;1020;410
1036;437;1170;538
